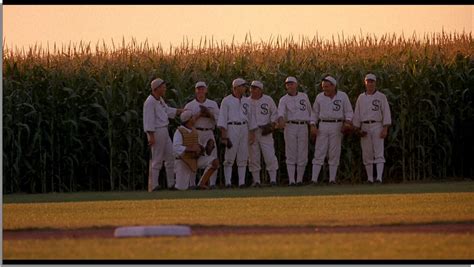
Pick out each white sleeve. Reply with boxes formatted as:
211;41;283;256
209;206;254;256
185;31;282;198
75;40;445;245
382;94;392;126
212;101;220;121
166;104;177;119
270;98;279;123
312;97;320;125
217;98;228;129
248;103;258;131
277;97;285;119
343;93;354;121
306;94;312;119
173;130;186;157
352;96;361;128
143;100;155;132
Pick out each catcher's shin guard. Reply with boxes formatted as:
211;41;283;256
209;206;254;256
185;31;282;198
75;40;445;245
198;159;219;188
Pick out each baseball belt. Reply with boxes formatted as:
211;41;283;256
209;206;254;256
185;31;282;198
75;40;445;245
362;120;380;124
228;121;247;125
196;127;214;131
287;120;307;125
319;119;343;123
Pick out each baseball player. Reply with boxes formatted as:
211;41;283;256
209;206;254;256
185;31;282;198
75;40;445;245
143;78;183;191
277;76;312;186
217;78;257;188
247;80;279;187
353;73;392;183
173;110;219;190
310;75;354;184
183;81;220;189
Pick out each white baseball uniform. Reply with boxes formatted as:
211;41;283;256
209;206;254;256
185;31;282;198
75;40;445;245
217;94;257;187
247;94;279;184
183;98;220;186
311;90;353;183
277;92;312;184
353;90;392;182
143;95;177;189
172;126;217;190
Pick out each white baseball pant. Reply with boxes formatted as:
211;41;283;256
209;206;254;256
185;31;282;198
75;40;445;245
175;155;216;190
197;129;218;186
150;127;175;189
223;124;248;186
284;123;308;184
312;122;343;182
248;128;278;184
361;122;385;182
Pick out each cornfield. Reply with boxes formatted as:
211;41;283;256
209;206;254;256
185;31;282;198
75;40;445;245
3;32;473;193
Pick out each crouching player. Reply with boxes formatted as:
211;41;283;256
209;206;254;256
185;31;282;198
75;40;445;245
173;110;219;190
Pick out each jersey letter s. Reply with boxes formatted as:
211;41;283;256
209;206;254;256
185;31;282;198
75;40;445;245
299;99;307;111
242;103;249;115
372;100;380;111
333;100;342;111
260;103;269;115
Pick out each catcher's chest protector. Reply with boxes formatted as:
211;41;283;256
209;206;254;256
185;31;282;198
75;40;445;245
178;127;199;172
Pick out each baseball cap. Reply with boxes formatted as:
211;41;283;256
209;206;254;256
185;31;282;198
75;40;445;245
250;80;263;89
322;75;337;86
232;78;247;88
365;74;377;81
195;81;207;88
151;78;166;90
180;109;193;122
285;76;298;84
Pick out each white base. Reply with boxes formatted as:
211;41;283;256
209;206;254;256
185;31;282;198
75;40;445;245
114;225;191;238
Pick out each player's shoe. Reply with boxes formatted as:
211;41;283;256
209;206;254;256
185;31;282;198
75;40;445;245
288;183;296;187
328;181;336;185
375;179;382;184
296;182;303;186
270;181;277;187
251;182;261;188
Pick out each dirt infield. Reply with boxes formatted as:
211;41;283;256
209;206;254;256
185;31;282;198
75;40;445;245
4;223;474;240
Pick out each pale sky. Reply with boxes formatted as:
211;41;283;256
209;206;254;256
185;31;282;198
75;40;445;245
3;5;473;51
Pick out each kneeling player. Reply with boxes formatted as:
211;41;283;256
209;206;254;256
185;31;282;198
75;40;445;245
173;110;219;190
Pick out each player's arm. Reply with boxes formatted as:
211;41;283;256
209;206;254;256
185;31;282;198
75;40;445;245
380;94;392;139
343;93;354;124
143;101;156;146
309;97;319;139
276;98;286;128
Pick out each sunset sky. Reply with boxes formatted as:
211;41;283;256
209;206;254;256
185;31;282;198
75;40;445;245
3;5;473;51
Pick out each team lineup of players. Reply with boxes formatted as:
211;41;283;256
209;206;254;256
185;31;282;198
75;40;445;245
143;74;392;191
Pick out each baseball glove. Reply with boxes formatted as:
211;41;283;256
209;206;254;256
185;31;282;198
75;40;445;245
260;123;274;136
205;139;215;155
221;138;233;149
199;105;212;118
354;128;368;138
340;122;353;135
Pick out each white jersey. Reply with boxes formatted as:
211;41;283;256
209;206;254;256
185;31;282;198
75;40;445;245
184;98;220;129
217;94;257;130
247;94;279;126
353;90;392;128
143;95;177;132
311;91;353;123
277;92;312;122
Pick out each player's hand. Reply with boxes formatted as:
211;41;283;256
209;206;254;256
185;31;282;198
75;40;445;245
249;131;256;145
360;130;368;138
310;126;318;138
176;108;184;115
147;133;155;146
380;127;388;139
188;144;202;152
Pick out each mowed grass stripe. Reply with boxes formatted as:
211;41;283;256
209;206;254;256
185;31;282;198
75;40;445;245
4;181;474;204
4;192;474;230
4;233;474;259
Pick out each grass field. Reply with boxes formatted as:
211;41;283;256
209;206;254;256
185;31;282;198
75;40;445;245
3;181;474;260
